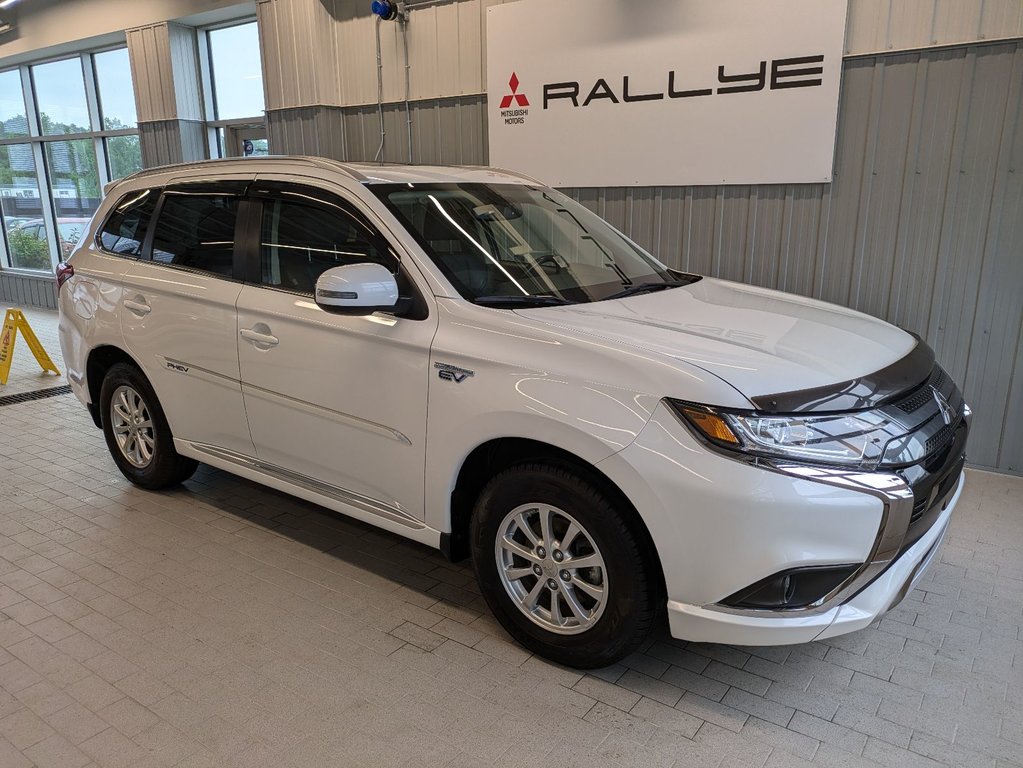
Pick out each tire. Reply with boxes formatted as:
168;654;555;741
99;362;198;489
471;462;657;668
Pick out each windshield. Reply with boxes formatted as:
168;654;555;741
372;182;694;305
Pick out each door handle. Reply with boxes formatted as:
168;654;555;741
240;327;279;348
124;298;151;316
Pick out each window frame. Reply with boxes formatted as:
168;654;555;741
197;18;267;158
0;45;141;273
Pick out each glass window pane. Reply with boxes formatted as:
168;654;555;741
0;143;49;269
106;134;142;179
44;139;101;258
94;48;138;130
208;22;265;120
0;69;29;138
260;197;391;293
98;188;158;256
151;194;238;277
32;58;90;135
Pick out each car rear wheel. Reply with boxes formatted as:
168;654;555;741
471;463;657;668
100;363;197;489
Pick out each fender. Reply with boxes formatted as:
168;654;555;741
424;408;646;535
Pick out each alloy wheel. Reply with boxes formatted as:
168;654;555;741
495;503;608;635
110;384;155;468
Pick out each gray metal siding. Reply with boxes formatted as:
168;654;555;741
0;273;57;310
269;41;1023;474
846;0;1023;55
267;96;487;165
138;119;208;167
255;0;1023;112
126;24;179;122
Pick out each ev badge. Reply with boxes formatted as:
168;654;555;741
932;387;954;426
435;362;474;383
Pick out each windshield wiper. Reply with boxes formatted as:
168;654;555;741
602;280;691;301
473;295;575;308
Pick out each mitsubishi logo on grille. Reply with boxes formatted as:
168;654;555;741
932;387;954;426
500;73;530;108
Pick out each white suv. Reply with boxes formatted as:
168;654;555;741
58;157;970;668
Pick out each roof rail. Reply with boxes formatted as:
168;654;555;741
453;164;546;186
116;155;369;186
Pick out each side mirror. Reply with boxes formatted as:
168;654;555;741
314;263;399;314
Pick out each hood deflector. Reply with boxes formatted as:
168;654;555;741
749;337;935;414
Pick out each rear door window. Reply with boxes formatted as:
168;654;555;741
150;193;240;278
96;188;159;257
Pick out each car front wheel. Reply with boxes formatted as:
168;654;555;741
471;463;658;668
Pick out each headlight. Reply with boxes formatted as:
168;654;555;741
667;399;900;469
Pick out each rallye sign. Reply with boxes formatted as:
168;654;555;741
486;0;848;187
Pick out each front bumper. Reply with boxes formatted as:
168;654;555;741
665;470;963;645
597;385;970;647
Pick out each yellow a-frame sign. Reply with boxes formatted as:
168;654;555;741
0;309;61;386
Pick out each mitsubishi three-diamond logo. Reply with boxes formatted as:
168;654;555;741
500;73;529;108
932;387;955;426
499;72;529;125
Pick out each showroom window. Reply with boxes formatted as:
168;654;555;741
0;48;142;272
200;20;269;159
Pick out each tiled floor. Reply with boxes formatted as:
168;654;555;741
0;309;1021;768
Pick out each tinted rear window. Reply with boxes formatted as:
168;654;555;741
97;188;159;257
150;193;239;278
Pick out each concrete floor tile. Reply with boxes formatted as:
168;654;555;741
22;733;92;768
0;312;1018;768
43;701;109;745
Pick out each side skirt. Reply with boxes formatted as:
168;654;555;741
175;439;443;551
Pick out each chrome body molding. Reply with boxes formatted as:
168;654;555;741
186;442;425;530
240;383;412;446
884;514;949;613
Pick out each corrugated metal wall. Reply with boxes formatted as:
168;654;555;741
257;0;516;109
256;0;1023;110
846;0;1023;54
269;41;1023;475
266;96;488;165
0;273;57;310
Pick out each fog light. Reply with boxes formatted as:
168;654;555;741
720;565;858;610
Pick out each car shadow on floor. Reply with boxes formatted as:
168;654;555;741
164;461;698;669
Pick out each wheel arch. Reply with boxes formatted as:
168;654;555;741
444;436;666;599
85;345;144;428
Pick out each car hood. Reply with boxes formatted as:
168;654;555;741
514;277;917;407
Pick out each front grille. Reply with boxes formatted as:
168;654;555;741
897;387;932;414
926;423;955;455
911;496;929;524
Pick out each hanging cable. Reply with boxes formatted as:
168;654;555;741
400;11;413;163
374;16;386;162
